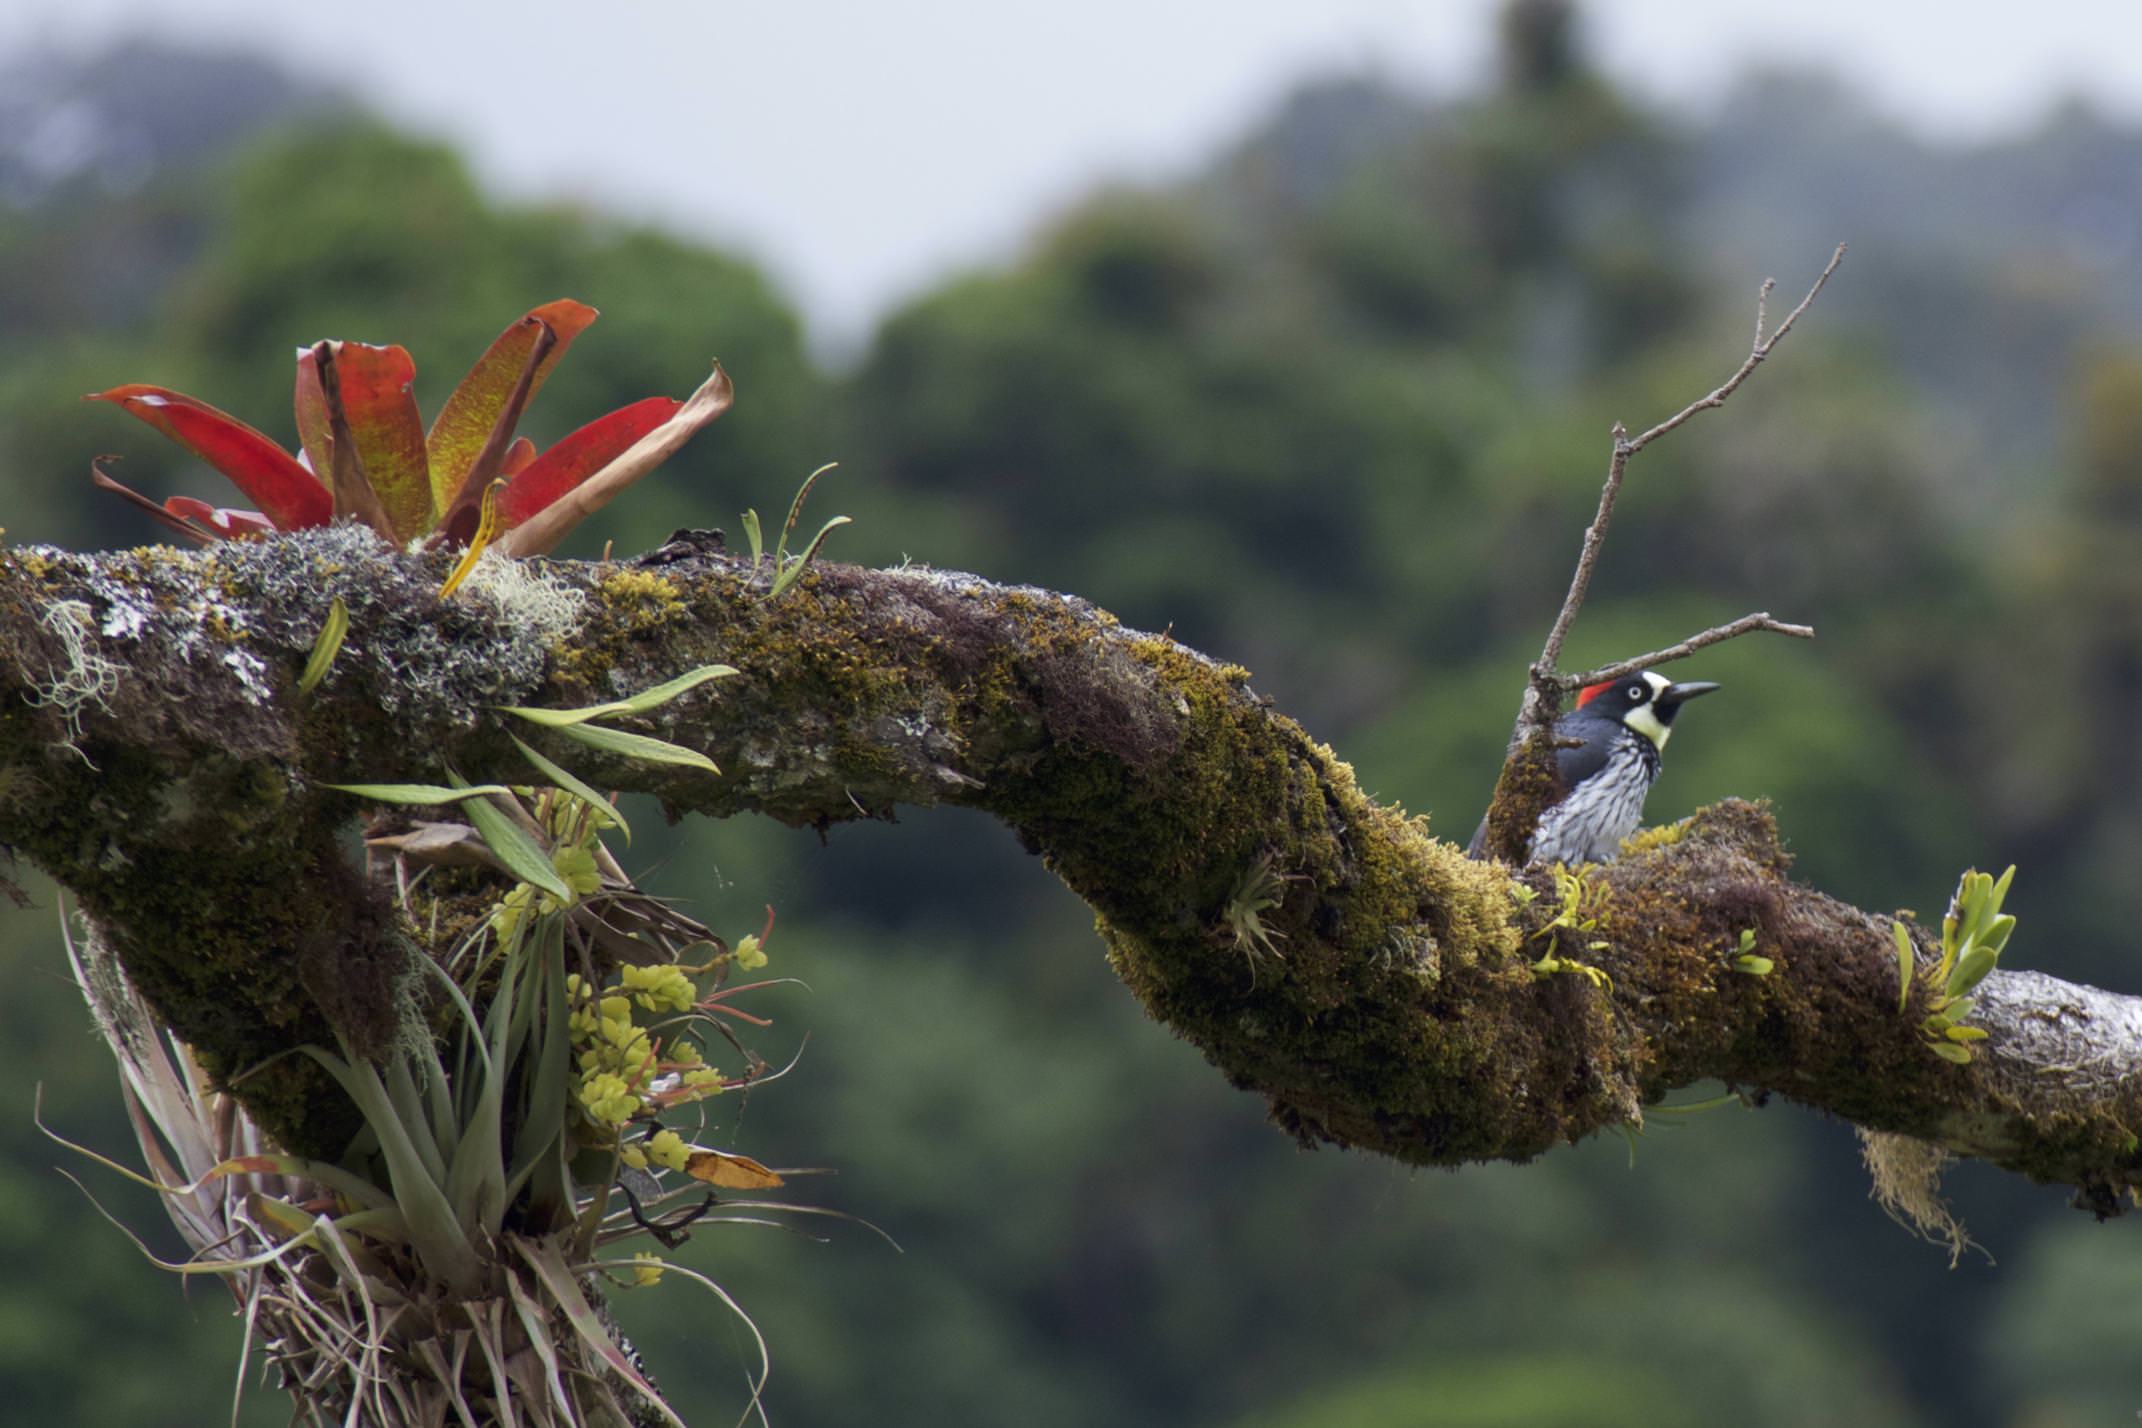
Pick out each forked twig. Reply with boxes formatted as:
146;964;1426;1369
1527;242;1844;712
1479;245;1845;862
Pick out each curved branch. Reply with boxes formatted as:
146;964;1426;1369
1;530;2135;1205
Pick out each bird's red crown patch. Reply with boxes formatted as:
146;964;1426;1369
1577;680;1614;707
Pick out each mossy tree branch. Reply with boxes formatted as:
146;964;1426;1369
4;528;2138;1209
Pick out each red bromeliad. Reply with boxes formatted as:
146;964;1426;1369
88;299;733;560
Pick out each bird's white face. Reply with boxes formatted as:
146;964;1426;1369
1623;670;1676;749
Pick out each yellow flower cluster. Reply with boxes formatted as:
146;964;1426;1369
619;962;696;1014
567;964;729;1136
579;1071;639;1128
618;1126;694;1172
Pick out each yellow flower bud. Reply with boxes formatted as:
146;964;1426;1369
647;1129;690;1172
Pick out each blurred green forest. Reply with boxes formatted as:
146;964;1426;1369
5;5;2142;1424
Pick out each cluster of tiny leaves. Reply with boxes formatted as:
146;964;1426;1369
1514;867;1613;991
1896;866;2017;1065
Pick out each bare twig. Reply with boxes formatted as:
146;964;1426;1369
1527;242;1845;703
1480;246;1844;863
1560;613;1816;691
1619;242;1846;455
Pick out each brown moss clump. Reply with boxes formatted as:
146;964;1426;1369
1475;723;1566;864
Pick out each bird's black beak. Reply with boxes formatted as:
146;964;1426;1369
1658;680;1721;708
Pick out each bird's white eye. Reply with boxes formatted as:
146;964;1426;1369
1628;686;1645;702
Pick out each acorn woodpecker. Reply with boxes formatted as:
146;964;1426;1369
1470;670;1720;865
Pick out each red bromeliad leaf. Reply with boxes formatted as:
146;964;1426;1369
86;385;329;531
425;299;598;515
496;396;681;528
164;496;278;539
496;365;732;558
91;460;215;544
500;436;537;477
326;342;432;543
292;347;335;480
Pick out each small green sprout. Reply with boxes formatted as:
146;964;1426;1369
1731;927;1773;976
1223;853;1294;985
296;596;348;693
743;462;851;599
1527;866;1613;991
1896;865;2017;1064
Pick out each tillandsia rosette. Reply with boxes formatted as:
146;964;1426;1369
50;666;868;1428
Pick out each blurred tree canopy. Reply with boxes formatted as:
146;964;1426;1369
5;6;2142;1425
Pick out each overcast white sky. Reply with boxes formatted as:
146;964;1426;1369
5;1;2138;347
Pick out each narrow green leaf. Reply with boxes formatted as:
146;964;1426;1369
741;507;764;565
610;664;737;716
769;515;852;598
508;920;574;1199
779;461;838;561
508;734;630;843
381;1053;448;1185
556;721;720;774
1893;920;1914;1014
1733;954;1774;976
297;1045;481;1292
497;699;634;728
297;597;349;694
326;782;518;805
449;773;574;902
498;666;732;728
445;940;517;1239
1944;1024;1990;1042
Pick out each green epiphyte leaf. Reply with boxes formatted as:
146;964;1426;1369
509;734;631;843
555;721;720;774
499;665;735;727
326;782;518;804
298;597;350;693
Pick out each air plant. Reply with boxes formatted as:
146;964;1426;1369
47;668;875;1427
88;299;733;560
